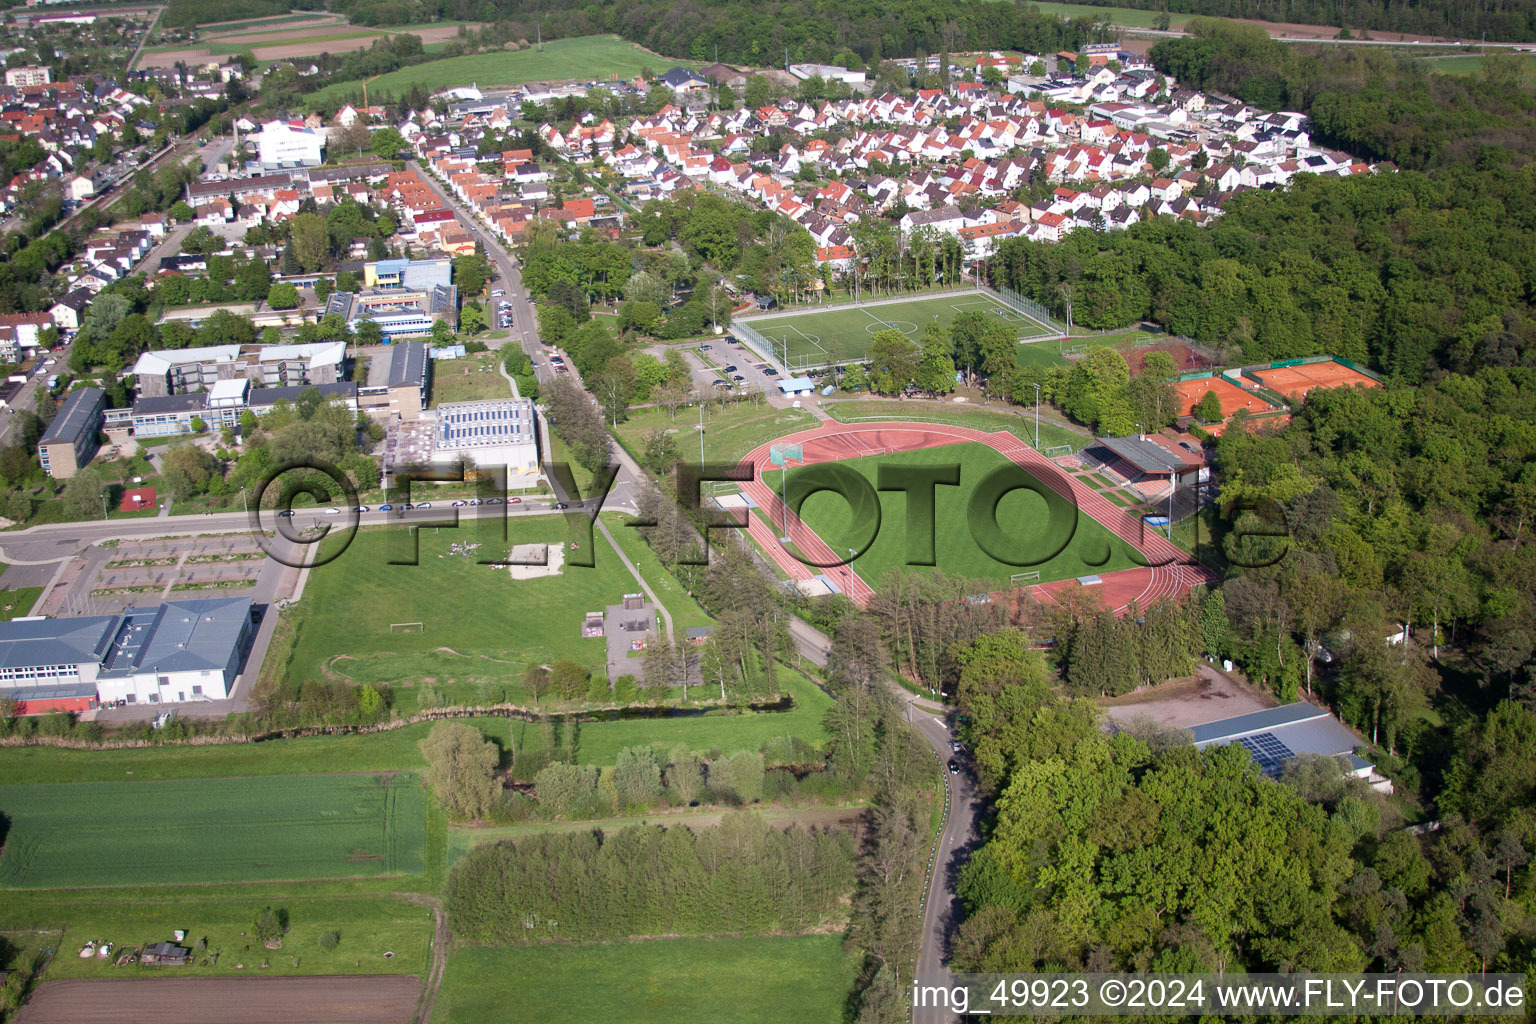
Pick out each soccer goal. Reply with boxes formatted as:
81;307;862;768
1041;444;1073;458
1009;571;1042;585
389;622;424;634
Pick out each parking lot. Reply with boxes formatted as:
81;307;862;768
40;534;270;617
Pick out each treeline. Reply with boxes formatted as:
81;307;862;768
950;632;1536;979
326;0;1088;65
446;811;855;943
1072;0;1536;44
988;166;1536;384
162;0;291;29
1152;20;1536;167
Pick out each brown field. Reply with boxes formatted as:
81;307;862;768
1101;664;1277;732
138;23;473;67
16;975;422;1024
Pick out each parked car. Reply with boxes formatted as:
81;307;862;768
416;502;432;509
354;505;370;513
486;497;504;505
723;365;737;372
948;760;960;774
731;374;745;382
379;504;393;511
553;502;569;510
507;497;521;504
277;509;296;517
325;507;341;515
469;498;483;506
491;289;505;297
452;499;467;506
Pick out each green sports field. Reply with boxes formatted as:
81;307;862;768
764;442;1143;588
739;293;1058;369
0;772;425;888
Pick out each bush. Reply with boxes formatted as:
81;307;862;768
319;930;340;952
419;721;501;821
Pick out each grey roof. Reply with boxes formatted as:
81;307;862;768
1093;434;1187;474
1188;702;1329;744
38;387;104;446
1190;701;1365;775
0;614;116;670
245;381;357;408
134;392;208;416
98;597;252;677
387;341;428;389
435;399;535;450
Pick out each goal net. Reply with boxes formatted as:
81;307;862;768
389;622;424;634
1009;571;1042;585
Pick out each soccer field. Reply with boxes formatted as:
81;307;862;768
739;293;1059;368
0;773;425;888
763;442;1143;589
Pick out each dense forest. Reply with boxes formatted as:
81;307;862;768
1060;0;1536;44
1152;21;1536;166
950;633;1536;980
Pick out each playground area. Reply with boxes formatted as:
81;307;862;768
1244;360;1382;402
737;292;1059;369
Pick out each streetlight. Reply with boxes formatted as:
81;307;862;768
1033;382;1041;450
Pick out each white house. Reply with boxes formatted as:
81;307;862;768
256;120;324;168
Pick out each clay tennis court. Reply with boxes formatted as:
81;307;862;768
1127;340;1205;376
1245;361;1382;402
1173;375;1278;418
16;975;421;1024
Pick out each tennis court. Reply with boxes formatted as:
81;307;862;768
1245;361;1382;403
739;292;1059;368
1173;375;1280;419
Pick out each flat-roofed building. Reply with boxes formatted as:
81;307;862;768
433;398;539;473
359;341;429;420
37;386;105;478
0;597;258;712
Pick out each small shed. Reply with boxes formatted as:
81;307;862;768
777;376;815;396
141;941;191;966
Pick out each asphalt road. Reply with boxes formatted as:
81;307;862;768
405;159;650;514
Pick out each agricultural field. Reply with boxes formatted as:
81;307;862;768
0;773;425;888
614;401;818;464
431;935;858;1024
138;17;475;69
1014;0;1188;28
739;292;1057;369
764;441;1142;588
307;35;692;107
1421;53;1536;76
282;521;643;693
824;400;1088;452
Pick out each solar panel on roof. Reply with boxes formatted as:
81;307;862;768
1236;732;1295;776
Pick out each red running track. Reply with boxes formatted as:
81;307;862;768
737;421;1215;612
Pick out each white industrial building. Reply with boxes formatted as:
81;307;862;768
256;119;325;169
0;597;257;711
788;63;866;85
433;398;540;474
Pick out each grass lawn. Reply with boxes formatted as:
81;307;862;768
0;586;41;620
741;292;1057;368
504;670;834;766
197;11;339;30
765;442;1142;588
285;522;635;692
0;892;433;979
825;399;1088;452
430;351;512;406
0;773;425;888
431;935;857;1024
1422;53;1536;76
615;400;818;464
308;35;689;107
1017;340;1070;368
